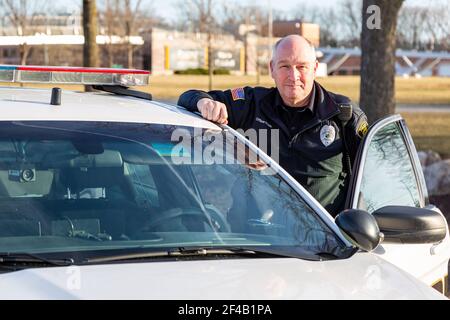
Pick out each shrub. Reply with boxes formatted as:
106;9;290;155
174;68;231;75
174;68;208;75
213;68;230;75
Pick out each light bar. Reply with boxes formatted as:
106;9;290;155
0;65;150;86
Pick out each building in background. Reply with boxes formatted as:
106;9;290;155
264;20;320;47
147;28;245;75
1;14;449;77
318;47;450;77
0;14;144;68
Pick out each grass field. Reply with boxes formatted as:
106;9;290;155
130;75;450;156
2;76;449;155
3;75;449;104
142;75;450;156
143;75;450;105
401;112;450;158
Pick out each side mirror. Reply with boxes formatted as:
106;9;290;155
335;209;383;252
372;206;447;244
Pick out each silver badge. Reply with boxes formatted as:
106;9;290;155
320;125;336;147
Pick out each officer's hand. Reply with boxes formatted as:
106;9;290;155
197;98;228;125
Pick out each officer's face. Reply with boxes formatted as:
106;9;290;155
270;42;318;107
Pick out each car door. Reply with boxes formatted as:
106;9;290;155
347;114;450;295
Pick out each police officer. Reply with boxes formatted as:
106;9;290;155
178;35;368;216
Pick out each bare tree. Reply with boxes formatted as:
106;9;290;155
98;0;157;68
99;0;118;67
181;1;268;41
1;0;47;64
290;3;320;23
288;0;360;47
360;0;404;124
215;2;270;78
227;5;271;80
424;5;449;51
286;0;369;47
317;9;340;47
395;3;450;51
83;0;99;91
123;0;142;68
175;0;217;89
339;0;362;46
397;6;428;50
219;2;247;37
176;0;217;33
99;0;154;68
206;0;213;90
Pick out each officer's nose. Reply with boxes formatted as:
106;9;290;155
287;67;300;81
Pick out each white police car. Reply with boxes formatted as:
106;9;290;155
0;65;448;299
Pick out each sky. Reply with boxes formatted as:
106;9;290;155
56;0;448;22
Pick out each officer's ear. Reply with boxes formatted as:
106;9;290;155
269;60;275;78
313;60;319;75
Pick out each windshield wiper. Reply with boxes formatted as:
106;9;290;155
0;252;75;269
85;246;322;264
86;247;257;264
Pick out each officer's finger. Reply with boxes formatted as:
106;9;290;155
211;103;222;122
204;102;213;120
200;101;209;118
216;117;226;125
219;104;228;122
217;105;228;124
212;102;225;123
200;106;208;119
198;99;214;120
208;103;217;121
197;98;210;116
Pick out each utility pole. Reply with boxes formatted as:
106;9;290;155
244;9;250;75
268;0;273;55
257;0;273;85
266;0;273;81
207;0;213;91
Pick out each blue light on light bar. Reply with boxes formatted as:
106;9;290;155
0;65;18;71
0;65;17;82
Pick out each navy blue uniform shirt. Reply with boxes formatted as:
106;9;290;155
178;81;369;216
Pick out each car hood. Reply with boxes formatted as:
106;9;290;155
0;252;445;300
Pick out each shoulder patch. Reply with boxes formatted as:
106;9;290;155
231;87;245;101
357;120;369;137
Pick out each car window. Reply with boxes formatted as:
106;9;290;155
191;163;336;248
0;121;347;260
357;122;421;213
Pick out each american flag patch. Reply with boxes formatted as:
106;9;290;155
231;87;245;101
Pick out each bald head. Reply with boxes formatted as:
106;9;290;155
270;35;318;108
272;35;316;64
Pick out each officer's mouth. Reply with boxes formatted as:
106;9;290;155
285;84;304;90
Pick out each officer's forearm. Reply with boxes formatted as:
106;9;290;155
178;90;214;112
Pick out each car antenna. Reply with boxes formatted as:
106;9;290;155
51;87;61;106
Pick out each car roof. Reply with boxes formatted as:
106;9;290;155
0;86;220;130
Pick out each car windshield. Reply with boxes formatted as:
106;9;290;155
0;121;348;261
